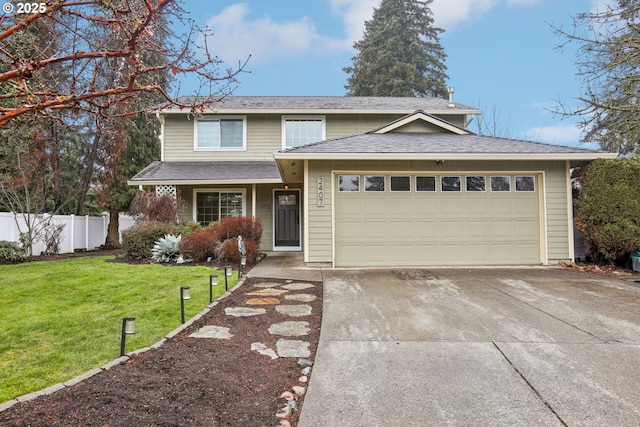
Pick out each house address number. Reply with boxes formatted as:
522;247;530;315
317;177;325;207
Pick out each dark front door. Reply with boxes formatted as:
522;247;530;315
274;190;300;248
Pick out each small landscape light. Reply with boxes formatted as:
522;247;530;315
180;286;190;324
209;275;218;303
224;265;233;290
120;317;136;357
238;255;247;279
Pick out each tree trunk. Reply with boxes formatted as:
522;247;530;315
104;209;121;249
76;130;101;215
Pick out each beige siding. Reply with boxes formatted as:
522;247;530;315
163;113;472;162
305;159;571;264
544;162;571;261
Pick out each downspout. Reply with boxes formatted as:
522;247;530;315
252;184;257;219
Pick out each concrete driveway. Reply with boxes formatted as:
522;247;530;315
299;268;640;426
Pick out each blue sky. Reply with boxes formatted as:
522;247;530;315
178;0;610;148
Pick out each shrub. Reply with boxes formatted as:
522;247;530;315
576;158;640;264
213;216;263;245
0;240;27;264
173;221;203;237
179;227;217;262
151;234;182;263
216;238;258;264
121;221;175;260
131;191;184;224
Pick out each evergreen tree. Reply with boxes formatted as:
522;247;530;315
344;0;448;98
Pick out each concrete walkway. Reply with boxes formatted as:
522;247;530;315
298;267;640;426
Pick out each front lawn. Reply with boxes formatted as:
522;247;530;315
0;256;237;402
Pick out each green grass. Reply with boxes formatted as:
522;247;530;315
0;256;238;402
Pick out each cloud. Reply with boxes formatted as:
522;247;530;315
523;123;583;146
204;4;329;64
204;0;545;66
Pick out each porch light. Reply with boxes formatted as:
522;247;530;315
209;275;218;303
180;286;190;324
120;317;136;357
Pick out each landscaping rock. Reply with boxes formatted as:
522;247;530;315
224;307;266;317
268;321;310;337
189;325;233;339
276;339;311;358
275;304;312;317
281;283;315;290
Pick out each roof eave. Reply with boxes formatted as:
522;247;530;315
158;108;483;115
127;178;283;186
274;152;619;161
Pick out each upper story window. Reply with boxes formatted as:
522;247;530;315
194;117;246;151
282;117;325;149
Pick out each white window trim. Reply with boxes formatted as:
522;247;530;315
441;176;462;192
281;116;326;150
465;176;487;192
338;175;360;192
415;175;437;192
515;175;537;192
490;176;512;192
193;116;247;151
390;175;411;192
364;175;386;192
192;188;247;224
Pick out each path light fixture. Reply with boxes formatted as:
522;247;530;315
120;317;136;357
224;265;233;290
239;255;247;279
209;274;218;303
180;286;191;324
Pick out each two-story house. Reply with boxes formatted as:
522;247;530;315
129;96;616;267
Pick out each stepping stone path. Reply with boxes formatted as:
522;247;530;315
191;280;316;359
189;325;233;339
276;304;312;317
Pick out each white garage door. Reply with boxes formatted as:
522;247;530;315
334;174;541;267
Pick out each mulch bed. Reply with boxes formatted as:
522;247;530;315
0;255;322;427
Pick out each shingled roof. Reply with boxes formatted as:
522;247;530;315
161;96;480;114
279;132;606;156
128;161;282;185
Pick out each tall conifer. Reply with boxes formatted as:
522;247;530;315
344;0;448;97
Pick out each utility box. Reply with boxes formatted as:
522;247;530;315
633;252;640;272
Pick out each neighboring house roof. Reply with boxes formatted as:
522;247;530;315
128;161;282;186
161;96;481;115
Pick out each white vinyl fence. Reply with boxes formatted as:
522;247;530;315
0;212;135;255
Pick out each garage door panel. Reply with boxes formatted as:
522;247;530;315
389;198;415;217
464;221;491;239
464;244;491;262
362;198;387;217
440;244;464;263
490;221;516;239
337;199;362;218
415;198;437;215
362;221;388;239
440;198;463;216
465;198;489;215
517;221;539;239
393;221;416;238
335;174;541;267
414;221;439;238
440;221;464;238
388;245;415;263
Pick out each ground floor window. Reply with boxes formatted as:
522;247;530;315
194;189;245;225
